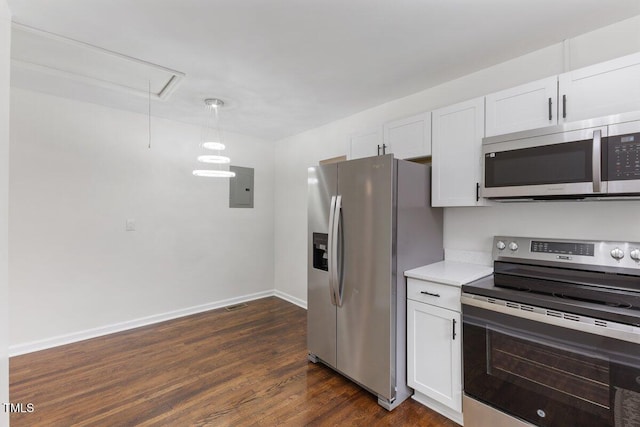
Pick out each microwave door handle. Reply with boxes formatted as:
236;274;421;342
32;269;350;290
592;130;602;193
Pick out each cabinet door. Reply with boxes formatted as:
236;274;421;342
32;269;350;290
383;112;431;159
485;76;558;137
559;52;640;123
407;300;461;412
432;97;485;206
348;128;382;160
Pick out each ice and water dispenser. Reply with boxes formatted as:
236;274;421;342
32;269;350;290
312;233;328;271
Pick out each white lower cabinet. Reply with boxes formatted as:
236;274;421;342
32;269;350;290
407;279;463;425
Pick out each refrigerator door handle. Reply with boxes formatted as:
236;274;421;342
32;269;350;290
334;195;344;307
327;195;337;306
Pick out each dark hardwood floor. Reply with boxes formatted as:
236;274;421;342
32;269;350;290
10;297;460;426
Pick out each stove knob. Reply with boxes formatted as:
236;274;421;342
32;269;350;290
630;249;640;261
496;241;506;251
508;242;519;252
610;248;625;261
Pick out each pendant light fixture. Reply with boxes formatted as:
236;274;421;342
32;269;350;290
193;98;236;178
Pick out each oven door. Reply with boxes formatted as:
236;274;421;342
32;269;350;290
462;302;640;427
482;126;608;199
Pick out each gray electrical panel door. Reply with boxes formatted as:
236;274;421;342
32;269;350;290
229;166;254;208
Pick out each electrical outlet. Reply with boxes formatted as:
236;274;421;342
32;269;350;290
126;219;136;231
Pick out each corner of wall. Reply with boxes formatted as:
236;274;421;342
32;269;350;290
1;0;11;424
271;138;279;294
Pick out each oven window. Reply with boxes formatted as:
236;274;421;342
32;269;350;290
461;305;640;427
488;329;610;412
485;140;592;188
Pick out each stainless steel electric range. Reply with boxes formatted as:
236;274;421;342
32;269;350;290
461;236;640;427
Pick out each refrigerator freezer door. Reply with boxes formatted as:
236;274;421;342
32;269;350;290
307;164;338;367
336;155;395;400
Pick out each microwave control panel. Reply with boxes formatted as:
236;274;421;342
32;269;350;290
608;132;640;180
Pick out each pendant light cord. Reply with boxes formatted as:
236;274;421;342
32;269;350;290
148;80;152;149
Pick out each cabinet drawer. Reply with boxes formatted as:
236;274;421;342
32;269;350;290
407;278;461;312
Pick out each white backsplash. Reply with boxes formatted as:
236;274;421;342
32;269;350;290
444;249;492;266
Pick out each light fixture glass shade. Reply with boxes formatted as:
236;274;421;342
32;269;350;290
192;170;236;178
202;142;226;150
193;98;234;178
197;155;231;164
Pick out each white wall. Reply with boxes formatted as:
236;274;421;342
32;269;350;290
9;88;275;349
0;0;10;423
274;15;640;303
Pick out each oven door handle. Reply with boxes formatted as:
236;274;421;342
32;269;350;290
461;293;640;345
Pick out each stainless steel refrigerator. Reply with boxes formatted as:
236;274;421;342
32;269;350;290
307;154;443;410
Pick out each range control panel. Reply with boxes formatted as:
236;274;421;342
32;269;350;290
530;241;595;257
493;236;640;270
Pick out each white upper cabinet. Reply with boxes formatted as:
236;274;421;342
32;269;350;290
432;97;486;207
485;76;558;137
348;128;382;160
383;112;431;159
348;113;431;160
485;53;640;137
559;52;640;123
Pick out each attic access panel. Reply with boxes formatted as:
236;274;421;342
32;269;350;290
229;166;254;208
11;23;184;100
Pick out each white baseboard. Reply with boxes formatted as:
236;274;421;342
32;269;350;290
274;289;307;309
9;290;283;357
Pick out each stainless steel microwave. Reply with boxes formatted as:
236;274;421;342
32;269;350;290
481;111;640;200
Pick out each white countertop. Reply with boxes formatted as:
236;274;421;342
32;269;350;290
404;261;493;287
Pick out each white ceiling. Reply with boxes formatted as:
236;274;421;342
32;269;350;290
7;0;640;141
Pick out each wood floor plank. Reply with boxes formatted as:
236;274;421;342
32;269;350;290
10;297;460;426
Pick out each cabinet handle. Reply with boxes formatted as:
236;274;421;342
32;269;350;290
562;94;567;119
548;97;552;121
452;319;457;340
420;291;440;297
382;143;387;155
476;182;480;202
377;144;381;155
